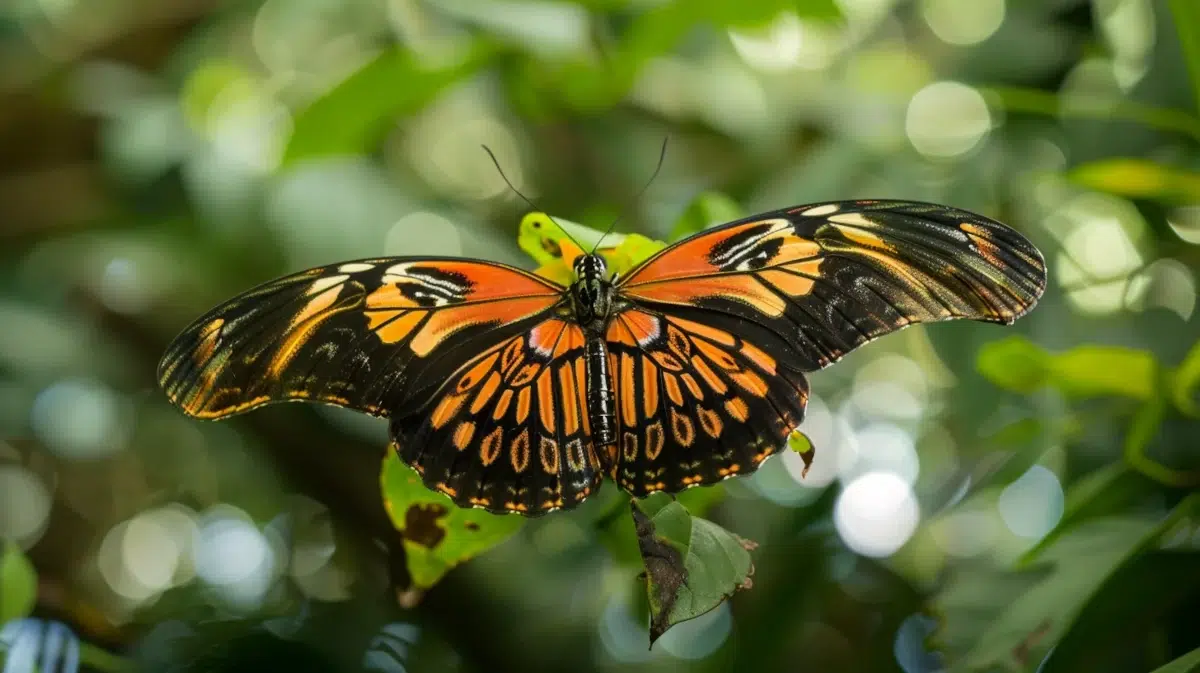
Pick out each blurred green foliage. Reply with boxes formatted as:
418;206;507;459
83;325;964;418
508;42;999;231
3;0;1200;672
0;543;37;624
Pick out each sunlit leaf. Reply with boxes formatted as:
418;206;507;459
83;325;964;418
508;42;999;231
282;44;493;165
180;61;256;131
0;541;37;623
668;191;744;242
976;336;1052;393
932;495;1200;672
518;212;665;281
786;429;815;477
632;495;754;643
977;336;1158;400
1051;345;1157;399
606;233;667;273
380;453;525;590
1068;158;1200;203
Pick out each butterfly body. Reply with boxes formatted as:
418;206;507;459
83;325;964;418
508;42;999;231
569;253;621;447
158;200;1046;515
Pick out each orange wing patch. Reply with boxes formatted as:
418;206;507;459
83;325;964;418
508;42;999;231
389;317;600;516
605;306;812;499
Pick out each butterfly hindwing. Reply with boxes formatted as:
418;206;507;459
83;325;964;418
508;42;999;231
604;308;810;495
390;318;604;514
158;257;564;420
617;200;1046;371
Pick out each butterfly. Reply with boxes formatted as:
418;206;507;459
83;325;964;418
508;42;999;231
158;200;1046;515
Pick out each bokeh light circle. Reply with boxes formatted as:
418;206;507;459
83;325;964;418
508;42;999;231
998;465;1064;540
835;471;920;557
905;81;991;158
0;466;53;547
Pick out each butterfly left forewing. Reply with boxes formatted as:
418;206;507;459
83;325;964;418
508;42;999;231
158;258;563;420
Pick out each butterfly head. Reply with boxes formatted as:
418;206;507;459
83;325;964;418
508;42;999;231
573;252;607;282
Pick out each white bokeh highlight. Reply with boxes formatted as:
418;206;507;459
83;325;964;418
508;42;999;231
835;472;920;557
998;465;1064;540
905;81;991;158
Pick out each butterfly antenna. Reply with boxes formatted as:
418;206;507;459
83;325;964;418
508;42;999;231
592;135;669;254
481;145;587;254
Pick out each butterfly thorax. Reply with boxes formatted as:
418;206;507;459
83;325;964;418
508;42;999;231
569;254;614;333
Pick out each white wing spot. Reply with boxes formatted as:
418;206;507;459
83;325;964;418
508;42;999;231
802;204;840;217
828;212;875;227
384;263;413;277
338;263;375;273
307;275;349;295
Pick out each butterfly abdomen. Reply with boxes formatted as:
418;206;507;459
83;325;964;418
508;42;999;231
585;336;617;447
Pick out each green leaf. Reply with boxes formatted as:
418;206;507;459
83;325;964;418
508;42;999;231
673;485;727;518
1068;158;1200;203
1148;645;1200;673
980;85;1200;143
517;212;666;282
668;192;744;242
631;496;754;643
786;430;815;475
1037;550;1200;673
0;540;37;623
607;234;668;273
282;44;492;165
976;336;1053;393
1169;0;1200;115
1050;345;1158;399
977;336;1158;400
380;452;525;590
1170;340;1200;417
932;495;1200;672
